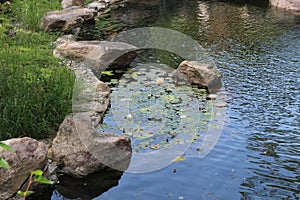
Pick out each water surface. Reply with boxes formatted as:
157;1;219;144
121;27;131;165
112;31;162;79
54;0;300;199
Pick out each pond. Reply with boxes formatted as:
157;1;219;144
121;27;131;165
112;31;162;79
52;0;299;199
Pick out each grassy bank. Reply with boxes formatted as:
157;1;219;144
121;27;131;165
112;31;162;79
0;0;75;140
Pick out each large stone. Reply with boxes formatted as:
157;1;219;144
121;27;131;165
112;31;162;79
40;7;96;32
62;0;85;9
0;137;48;199
54;40;138;73
174;60;222;93
51;114;132;178
68;62;111;115
269;0;300;12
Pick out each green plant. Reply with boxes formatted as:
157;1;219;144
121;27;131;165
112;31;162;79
12;0;61;31
0;1;75;140
17;169;54;200
0;142;13;169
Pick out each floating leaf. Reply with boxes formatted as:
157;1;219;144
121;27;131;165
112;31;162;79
150;144;160;150
101;71;114;76
172;156;186;162
0;158;10;169
110;79;119;84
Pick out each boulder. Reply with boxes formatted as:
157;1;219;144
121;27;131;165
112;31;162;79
269;0;300;12
40;6;96;32
69;62;111;115
51;55;131;178
0;137;48;199
54;40;138;73
174;60;222;93
51;114;132;178
62;0;85;9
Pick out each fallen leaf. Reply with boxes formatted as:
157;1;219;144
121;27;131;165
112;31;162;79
172;156;186;162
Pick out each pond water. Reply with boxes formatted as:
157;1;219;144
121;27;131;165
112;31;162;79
52;0;299;199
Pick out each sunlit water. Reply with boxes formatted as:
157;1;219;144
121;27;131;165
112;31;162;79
52;0;299;199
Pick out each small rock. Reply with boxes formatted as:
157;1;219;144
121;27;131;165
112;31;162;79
61;0;85;9
173;60;222;93
87;1;108;11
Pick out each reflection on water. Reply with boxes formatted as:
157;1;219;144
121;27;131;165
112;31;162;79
51;168;124;200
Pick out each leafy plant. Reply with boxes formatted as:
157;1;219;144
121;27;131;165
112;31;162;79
17;169;54;200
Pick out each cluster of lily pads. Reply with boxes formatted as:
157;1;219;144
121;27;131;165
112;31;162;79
98;64;219;154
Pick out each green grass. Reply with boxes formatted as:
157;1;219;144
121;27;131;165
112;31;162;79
12;0;62;31
0;1;75;140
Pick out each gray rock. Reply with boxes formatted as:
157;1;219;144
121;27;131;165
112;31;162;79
54;40;137;72
174;60;222;93
62;0;85;9
269;0;300;12
0;137;48;199
69;62;111;116
52;34;76;46
40;6;96;32
87;1;108;11
51;114;132;178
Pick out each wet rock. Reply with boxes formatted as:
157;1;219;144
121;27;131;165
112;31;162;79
51;114;132;178
174;60;222;93
269;0;300;12
54;39;137;73
40;6;96;32
62;0;85;9
0;137;48;199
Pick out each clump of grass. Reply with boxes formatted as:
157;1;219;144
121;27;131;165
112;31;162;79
11;0;61;31
0;1;75;140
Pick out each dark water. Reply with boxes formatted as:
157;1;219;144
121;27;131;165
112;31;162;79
53;0;300;199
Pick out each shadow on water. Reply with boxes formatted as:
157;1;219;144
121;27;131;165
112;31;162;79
51;167;124;200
